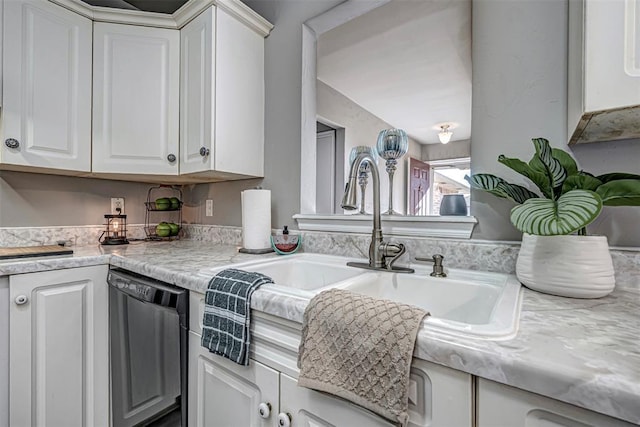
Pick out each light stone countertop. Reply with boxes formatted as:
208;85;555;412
1;240;638;424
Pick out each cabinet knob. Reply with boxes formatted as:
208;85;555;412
5;138;19;149
277;412;292;427
15;295;28;305
167;153;176;163
258;402;271;419
199;147;210;157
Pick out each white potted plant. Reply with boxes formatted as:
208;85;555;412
466;138;640;298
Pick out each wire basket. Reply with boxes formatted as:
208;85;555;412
144;185;183;240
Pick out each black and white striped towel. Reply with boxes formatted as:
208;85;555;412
201;268;273;365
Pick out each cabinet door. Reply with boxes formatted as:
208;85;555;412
584;0;640;111
9;265;109;427
1;0;92;172
280;373;396;427
180;7;215;175
93;23;179;175
477;378;636;427
188;331;279;427
215;8;265;177
180;7;265;178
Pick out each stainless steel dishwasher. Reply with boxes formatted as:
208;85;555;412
108;268;189;427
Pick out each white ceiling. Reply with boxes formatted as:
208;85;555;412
317;0;472;145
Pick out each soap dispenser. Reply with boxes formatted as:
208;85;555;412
270;225;301;255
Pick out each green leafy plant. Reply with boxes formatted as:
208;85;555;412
465;138;640;235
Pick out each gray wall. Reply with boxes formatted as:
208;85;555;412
471;0;640;247
0;171;150;227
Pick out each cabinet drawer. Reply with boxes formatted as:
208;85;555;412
477;378;635;426
407;359;473;427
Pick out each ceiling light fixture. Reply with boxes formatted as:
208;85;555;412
438;125;453;144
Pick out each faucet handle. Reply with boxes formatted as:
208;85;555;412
415;254;447;277
381;242;406;270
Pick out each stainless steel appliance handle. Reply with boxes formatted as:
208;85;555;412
107;269;189;328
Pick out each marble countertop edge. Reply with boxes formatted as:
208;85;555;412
0;241;637;425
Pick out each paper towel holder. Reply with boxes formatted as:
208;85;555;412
238;185;273;255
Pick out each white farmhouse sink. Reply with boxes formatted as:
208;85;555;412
201;253;522;339
339;267;522;340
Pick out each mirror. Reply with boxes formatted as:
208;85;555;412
311;0;472;217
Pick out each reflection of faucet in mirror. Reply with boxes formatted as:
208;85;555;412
348;146;377;214
342;152;414;273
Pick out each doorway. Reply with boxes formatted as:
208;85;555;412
316;122;345;213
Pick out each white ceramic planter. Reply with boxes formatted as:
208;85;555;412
516;234;615;298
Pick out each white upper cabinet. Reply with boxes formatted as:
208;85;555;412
582;0;639;111
568;0;640;144
180;9;215;176
0;0;270;182
92;22;180;175
1;0;92;173
180;6;266;178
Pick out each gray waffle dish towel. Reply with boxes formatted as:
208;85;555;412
298;288;428;426
201;268;273;365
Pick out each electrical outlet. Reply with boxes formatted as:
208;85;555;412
205;199;213;217
111;197;125;214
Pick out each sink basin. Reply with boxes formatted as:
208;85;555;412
339;267;522;340
200;253;522;339
200;253;367;297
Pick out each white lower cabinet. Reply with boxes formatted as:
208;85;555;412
477;378;636;427
8;265;109;427
277;360;472;427
188;330;396;427
188;331;279;427
279;373;395;427
188;292;473;427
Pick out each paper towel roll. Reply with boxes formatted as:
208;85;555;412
241;189;272;249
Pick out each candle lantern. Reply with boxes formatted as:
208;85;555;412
100;211;129;245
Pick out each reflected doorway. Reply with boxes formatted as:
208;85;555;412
316;122;345;213
407;157;471;216
408;157;430;215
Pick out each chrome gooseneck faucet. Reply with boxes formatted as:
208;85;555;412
341;152;414;273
